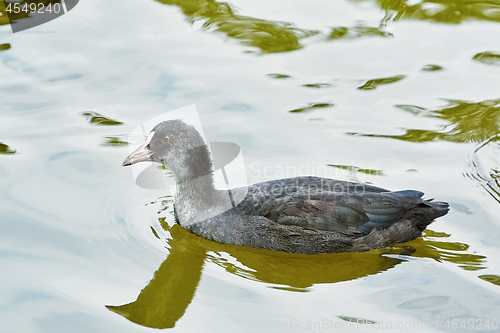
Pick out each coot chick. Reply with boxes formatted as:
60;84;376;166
123;120;449;254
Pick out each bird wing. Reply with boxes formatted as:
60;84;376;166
236;177;426;234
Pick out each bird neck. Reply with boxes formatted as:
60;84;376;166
171;145;232;226
169;145;214;184
174;176;232;227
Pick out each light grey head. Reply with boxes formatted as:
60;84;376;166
123;119;213;183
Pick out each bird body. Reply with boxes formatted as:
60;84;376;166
123;120;449;254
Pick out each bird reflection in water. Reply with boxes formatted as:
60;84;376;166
106;216;485;329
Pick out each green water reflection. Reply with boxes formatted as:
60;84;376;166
328;164;385;176
328;26;392;40
0;1;12;26
289;102;334;113
479;274;500;286
80;111;124;126
152;0;393;53
152;0;500;54
107;223;206;329
473;51;500;66
0;142;16;154
421;64;444;71
267;73;292;79
302;83;332;88
357;75;406;90
154;0;315;53
350;98;500;143
377;0;500;24
3;0;499;55
102;136;129;147
106;215;487;329
404;230;486;271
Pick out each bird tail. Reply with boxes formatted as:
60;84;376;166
413;200;449;231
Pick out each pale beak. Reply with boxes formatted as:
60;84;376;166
123;143;154;166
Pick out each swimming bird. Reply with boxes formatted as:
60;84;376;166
123;119;449;254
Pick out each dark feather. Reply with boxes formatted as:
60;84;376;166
235;177;448;236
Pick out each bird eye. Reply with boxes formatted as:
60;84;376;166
163;136;170;143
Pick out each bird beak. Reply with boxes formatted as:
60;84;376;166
123;143;154;166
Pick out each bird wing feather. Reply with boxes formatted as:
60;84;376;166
236;176;426;234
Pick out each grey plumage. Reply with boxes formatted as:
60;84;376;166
124;120;449;254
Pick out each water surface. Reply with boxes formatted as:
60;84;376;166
1;0;500;332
